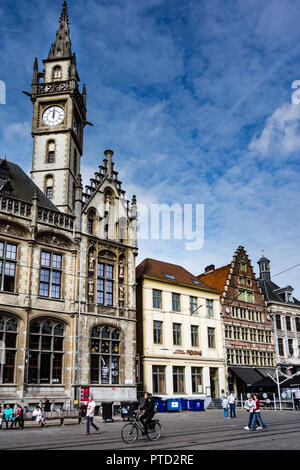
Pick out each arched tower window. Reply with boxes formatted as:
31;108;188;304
90;325;121;384
28;319;65;384
0;314;18;384
45;175;54;199
87;209;96;235
53;65;62;80
46;140;55;163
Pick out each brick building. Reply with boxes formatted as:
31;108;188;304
198;246;276;395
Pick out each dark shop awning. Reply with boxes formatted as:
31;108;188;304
255;368;277;379
229;367;263;386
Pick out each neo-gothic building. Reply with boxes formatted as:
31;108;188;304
0;2;138;409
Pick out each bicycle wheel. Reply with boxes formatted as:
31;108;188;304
121;423;138;444
147;422;161;441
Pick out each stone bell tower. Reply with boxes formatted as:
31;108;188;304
30;1;87;214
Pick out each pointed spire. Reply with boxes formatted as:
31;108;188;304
48;1;72;59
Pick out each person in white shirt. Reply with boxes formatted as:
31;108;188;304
84;396;100;435
222;396;230;418
32;406;45;427
228;393;237;418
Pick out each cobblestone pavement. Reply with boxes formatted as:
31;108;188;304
0;409;300;450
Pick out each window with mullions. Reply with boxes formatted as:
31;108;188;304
276;314;281;330
153;289;162;309
90;325;121;384
152;365;166;394
191;325;199;347
172;293;180;312
173;323;181;346
153;320;163;344
97;263;113;306
0;241;17;292
0;315;18;384
206;299;214;317
191;367;202;393
39;251;62;299
207;327;215;349
173;366;185;393
278;338;285;356
190;296;197;314
28;320;64;384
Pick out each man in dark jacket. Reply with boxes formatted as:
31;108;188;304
139;392;155;436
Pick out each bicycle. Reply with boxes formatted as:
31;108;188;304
121;410;162;444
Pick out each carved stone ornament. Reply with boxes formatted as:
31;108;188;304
88;253;95;272
36;232;72;248
119;259;124;278
88;279;94;297
0;221;28;238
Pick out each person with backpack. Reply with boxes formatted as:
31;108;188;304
139;392;155;437
222;395;230;418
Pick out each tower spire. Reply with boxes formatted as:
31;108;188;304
48;1;72;59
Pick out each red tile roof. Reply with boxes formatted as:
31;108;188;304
136;258;220;292
197;264;231;293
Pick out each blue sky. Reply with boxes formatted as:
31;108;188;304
0;0;300;296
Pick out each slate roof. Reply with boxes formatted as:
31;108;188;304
258;278;300;306
197;264;231;294
0;159;58;211
136;258;220;293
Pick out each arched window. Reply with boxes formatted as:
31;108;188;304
87;209;96;235
0;314;18;384
53;66;62;80
47;140;55;163
45;175;54;199
90;325;121;384
28;319;64;384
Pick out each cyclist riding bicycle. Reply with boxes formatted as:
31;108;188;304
138;392;155;438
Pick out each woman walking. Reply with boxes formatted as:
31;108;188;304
222;395;230;418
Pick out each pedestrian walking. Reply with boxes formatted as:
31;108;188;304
222;395;230;418
4;404;14;429
84;396;100;435
244;395;256;430
252;394;267;431
228;393;236;418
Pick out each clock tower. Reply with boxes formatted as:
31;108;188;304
30;1;87;214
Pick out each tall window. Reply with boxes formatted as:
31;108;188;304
0;242;17;292
206;299;214;317
278;338;284;356
152;365;165;394
173;366;184;393
47;141;55;163
53;65;62;80
172;293;180;312
0;315;18;384
88;218;94;235
28;320;64;384
288;339;294;356
90;325;120;384
276;315;281;330
208;327;215;349
286;316;291;331
191;325;199;347
45;175;53;199
173;323;181;346
240;262;247;273
97;263;113;306
39;251;62;299
191;367;202;393
190;296;197;314
153;321;163;344
152;289;162;309
296;317;300;332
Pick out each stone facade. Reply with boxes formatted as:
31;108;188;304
0;2;138;408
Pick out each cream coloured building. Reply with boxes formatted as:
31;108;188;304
136;259;226;403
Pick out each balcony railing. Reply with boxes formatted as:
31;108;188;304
37;207;74;230
0;195;32;217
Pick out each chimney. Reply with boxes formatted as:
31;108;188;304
205;264;215;274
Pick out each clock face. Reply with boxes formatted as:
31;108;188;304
43;106;65;126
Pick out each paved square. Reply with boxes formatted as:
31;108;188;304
0;409;300;450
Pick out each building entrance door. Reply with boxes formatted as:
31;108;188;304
210;368;219;398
